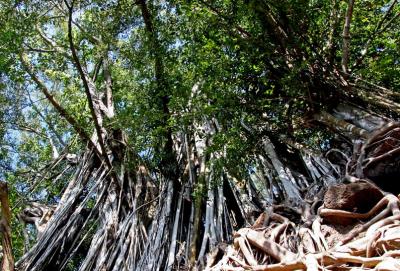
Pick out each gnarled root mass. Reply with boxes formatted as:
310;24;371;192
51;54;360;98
207;192;400;271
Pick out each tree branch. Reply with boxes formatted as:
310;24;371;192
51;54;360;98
341;0;355;74
65;1;112;169
353;0;399;69
19;52;97;152
324;0;341;65
102;55;115;118
26;89;66;147
54;2;101;45
197;0;252;38
138;0;177;178
35;25;71;59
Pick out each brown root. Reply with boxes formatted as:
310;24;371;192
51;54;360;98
206;189;400;271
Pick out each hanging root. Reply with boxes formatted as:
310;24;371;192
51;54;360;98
207;192;400;271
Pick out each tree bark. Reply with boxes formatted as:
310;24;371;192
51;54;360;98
342;0;355;74
0;182;14;271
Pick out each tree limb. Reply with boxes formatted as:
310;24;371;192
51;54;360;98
353;0;399;69
102;55;115;118
65;1;112;169
19;52;97;152
341;0;355;74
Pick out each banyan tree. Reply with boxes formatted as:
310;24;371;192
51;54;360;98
0;0;400;270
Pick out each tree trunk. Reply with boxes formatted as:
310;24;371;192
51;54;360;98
0;182;14;271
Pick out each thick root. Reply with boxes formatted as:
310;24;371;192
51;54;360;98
207;192;400;271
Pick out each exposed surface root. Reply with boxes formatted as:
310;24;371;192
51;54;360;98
207;190;400;271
